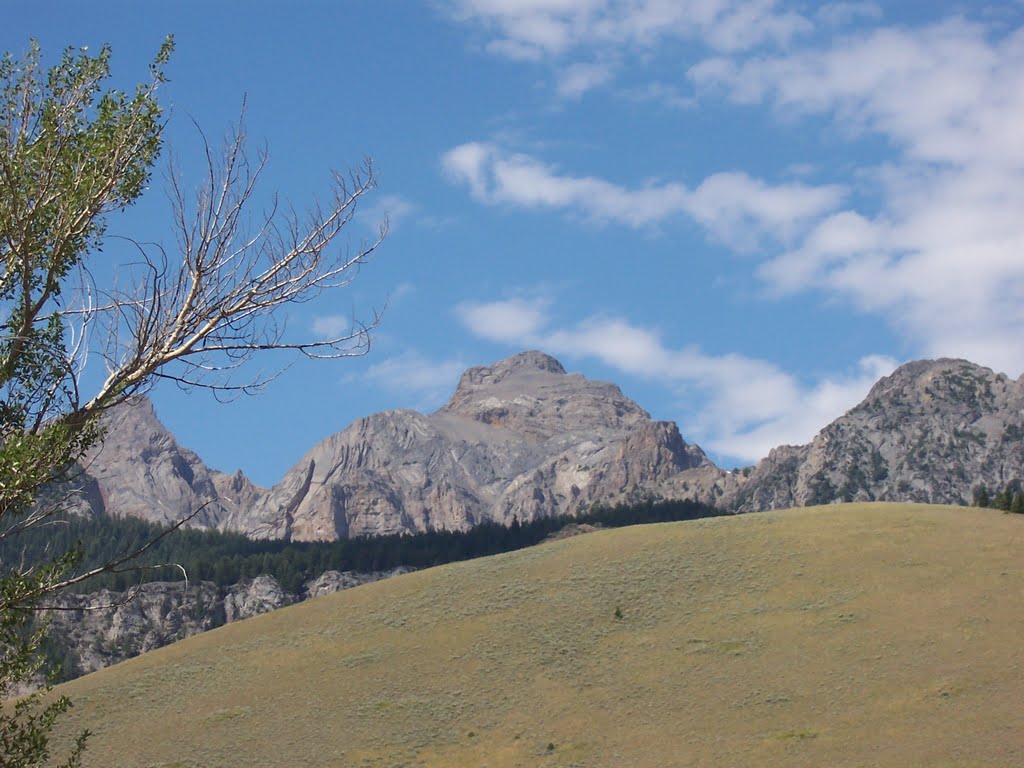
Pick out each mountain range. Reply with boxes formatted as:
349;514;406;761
30;351;1024;691
74;351;1024;538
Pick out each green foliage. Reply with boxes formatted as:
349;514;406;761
0;612;88;768
972;482;1024;513
1011;492;1024;514
0;37;172;767
993;488;1013;512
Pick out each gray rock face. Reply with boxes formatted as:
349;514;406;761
304;567;416;598
222;575;294;623
80;397;265;527
225;351;733;540
729;359;1024;511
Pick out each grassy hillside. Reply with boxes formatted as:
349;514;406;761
49;503;1024;767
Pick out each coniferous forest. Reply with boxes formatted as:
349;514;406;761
1;499;726;594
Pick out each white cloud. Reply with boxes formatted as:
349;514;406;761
388;282;416;304
441;141;843;242
442;7;1024;412
557;61;615;98
686;172;845;251
690;19;1024;168
441;141;690;225
440;142;495;199
455;296;898;462
312;314;349;340
443;0;810;97
447;0;810;59
455;296;552;344
360;352;467;408
703;354;898;460
690;17;1024;375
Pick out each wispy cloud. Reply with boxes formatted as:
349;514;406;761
445;0;810;59
312;314;349;340
456;295;898;462
440;5;1024;376
388;282;416;304
360;193;418;232
441;141;688;226
686;172;845;251
442;0;810;98
618;81;696;110
359;351;467;409
690;17;1024;375
441;141;843;244
556;60;615;98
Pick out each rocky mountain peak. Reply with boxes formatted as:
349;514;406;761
439;351;650;434
214;350;731;541
863;359;1005;404
452;350;567;390
730;357;1024;511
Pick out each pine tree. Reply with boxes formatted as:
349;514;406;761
1010;492;1024;514
973;485;991;508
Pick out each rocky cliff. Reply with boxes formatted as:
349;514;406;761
221;351;734;540
729;359;1024;511
79;397;265;527
38;568;412;688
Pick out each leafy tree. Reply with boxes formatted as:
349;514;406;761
0;37;383;765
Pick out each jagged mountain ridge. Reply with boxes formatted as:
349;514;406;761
733;358;1024;511
220;351;733;540
80;397;264;528
79;353;1024;538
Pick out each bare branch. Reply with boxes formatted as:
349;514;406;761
58;119;386;413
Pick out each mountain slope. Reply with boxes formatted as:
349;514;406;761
49;503;1024;768
731;359;1024;511
224;351;733;540
81;397;264;527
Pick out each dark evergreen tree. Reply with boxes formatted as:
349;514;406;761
1010;492;1024;514
973;485;991;508
993;488;1013;511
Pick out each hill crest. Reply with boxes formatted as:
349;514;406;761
48;503;1024;768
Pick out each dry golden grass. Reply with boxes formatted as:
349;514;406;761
49;503;1024;767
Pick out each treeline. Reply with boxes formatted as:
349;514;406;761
972;482;1024;513
0;498;726;593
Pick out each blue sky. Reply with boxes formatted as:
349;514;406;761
5;1;1024;486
